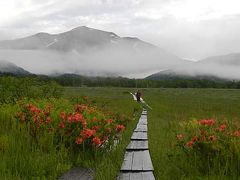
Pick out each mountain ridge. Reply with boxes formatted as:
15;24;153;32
0;26;158;52
147;53;240;80
0;60;30;75
0;26;187;77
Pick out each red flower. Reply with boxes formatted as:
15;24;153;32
116;125;125;132
217;124;227;132
58;122;65;129
198;119;215;126
176;134;184;140
66;113;84;123
186;141;194;148
191;136;198;142
233;131;240;137
74;113;84;122
27;104;41;114
81;129;96;138
67;114;74;122
75;137;84;144
92;137;102;146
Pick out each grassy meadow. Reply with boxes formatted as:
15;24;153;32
1;86;240;179
0;87;141;180
144;88;240;179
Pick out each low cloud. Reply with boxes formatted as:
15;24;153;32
1;0;240;60
0;45;180;78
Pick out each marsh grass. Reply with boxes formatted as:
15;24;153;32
0;87;141;179
145;88;240;179
3;87;240;179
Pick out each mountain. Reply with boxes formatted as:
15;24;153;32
0;60;30;75
0;26;161;52
147;53;240;80
0;26;187;77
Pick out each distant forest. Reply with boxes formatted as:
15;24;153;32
1;73;240;89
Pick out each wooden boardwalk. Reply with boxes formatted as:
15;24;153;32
118;109;155;180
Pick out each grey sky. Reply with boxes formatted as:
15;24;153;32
1;0;240;60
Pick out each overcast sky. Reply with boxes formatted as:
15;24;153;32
1;0;240;60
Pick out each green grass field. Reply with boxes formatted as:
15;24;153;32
144;88;240;179
1;87;240;179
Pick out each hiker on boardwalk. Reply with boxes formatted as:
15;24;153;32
136;90;141;102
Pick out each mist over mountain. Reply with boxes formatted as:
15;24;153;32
0;60;30;75
0;26;187;78
147;53;240;80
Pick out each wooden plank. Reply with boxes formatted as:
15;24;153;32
121;151;153;171
118;172;155;180
121;151;133;171
126;141;148;150
140;115;147;118
143;150;154;171
134;124;147;132
141;172;155;180
131;132;148;140
136;124;147;128
138;118;147;125
129;172;140;180
132;151;142;170
121;151;154;171
141;150;154;171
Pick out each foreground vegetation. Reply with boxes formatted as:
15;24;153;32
2;76;240;179
145;88;240;179
0;78;141;179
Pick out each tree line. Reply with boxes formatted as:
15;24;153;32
1;73;240;90
52;74;240;89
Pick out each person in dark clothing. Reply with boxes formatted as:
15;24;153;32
136;90;141;102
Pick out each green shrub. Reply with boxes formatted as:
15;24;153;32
0;76;63;104
175;118;240;175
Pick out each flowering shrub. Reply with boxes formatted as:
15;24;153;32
16;98;131;152
175;118;240;174
16;103;53;143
